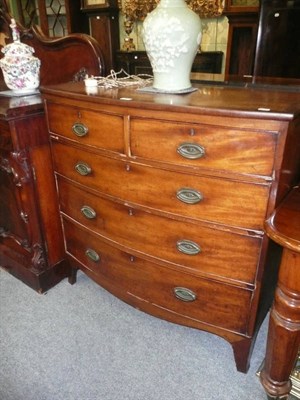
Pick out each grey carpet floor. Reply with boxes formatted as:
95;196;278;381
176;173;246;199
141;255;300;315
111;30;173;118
0;267;285;400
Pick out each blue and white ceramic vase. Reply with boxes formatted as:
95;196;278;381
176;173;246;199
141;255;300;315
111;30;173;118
0;19;41;93
142;0;202;92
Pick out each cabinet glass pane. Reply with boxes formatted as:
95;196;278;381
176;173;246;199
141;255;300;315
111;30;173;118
46;0;67;37
15;0;67;37
17;0;39;28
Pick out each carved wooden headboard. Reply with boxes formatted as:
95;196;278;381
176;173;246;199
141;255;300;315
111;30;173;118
0;7;105;85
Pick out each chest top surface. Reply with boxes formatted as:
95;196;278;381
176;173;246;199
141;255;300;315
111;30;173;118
41;81;300;121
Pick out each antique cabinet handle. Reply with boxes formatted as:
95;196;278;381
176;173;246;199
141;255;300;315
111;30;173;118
75;162;92;176
176;188;203;204
72;122;89;137
85;248;100;262
81;205;97;219
173;287;197;302
176;239;201;255
177;143;205;159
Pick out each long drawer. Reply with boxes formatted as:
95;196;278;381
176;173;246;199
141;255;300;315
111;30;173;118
51;141;270;230
130;117;277;177
63;219;253;335
47;102;124;153
58;177;262;285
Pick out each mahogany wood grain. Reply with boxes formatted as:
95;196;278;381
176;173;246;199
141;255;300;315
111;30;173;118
51;141;270;230
47;102;124;151
260;184;300;399
57;177;262;286
21;25;105;84
130;117;277;177
63;218;255;335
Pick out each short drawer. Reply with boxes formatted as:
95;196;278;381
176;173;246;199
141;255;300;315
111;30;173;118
130;118;277;177
58;177;262;285
63;219;253;335
46;102;124;153
52;142;270;230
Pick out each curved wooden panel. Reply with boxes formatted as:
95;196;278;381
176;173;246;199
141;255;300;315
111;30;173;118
21;25;105;84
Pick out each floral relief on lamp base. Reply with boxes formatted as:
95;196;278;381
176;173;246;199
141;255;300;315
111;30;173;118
142;0;202;92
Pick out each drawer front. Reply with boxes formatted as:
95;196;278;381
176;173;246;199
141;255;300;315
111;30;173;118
52;142;270;229
58;177;262;284
63;219;253;334
46;102;124;153
130;118;277;177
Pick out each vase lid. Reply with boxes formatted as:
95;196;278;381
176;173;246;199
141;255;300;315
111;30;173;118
1;19;35;58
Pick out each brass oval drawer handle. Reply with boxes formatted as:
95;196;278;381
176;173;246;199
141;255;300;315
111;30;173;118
173;287;197;302
176;188;203;204
75;162;92;176
177;143;205;159
85;248;100;262
176;239;201;255
72;122;89;137
81;205;97;219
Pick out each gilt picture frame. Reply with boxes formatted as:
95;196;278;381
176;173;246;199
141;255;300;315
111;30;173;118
81;0;117;9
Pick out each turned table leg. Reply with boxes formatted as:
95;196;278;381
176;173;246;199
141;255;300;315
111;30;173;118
260;249;300;399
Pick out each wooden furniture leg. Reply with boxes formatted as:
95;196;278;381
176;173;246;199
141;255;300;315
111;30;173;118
260;250;300;399
260;185;300;399
68;267;78;285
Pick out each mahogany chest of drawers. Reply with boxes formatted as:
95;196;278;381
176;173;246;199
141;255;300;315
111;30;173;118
42;82;300;372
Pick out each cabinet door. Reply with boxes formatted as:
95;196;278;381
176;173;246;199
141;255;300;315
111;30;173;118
0;152;30;247
0;145;45;271
224;12;258;81
15;0;83;37
253;0;300;80
88;11;120;71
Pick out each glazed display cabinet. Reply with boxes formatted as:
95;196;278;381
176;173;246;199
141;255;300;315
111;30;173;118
13;0;85;37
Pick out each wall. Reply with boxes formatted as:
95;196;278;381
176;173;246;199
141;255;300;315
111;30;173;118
118;13;229;73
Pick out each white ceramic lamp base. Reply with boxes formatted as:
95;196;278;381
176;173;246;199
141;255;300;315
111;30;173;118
142;0;202;92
